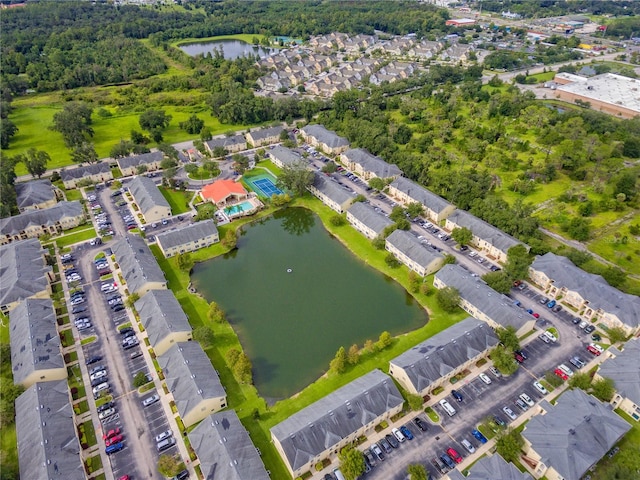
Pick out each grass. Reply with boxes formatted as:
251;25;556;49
65;189;83;201
81;336;97;345
158;186;194;215
590;409;640;478
151;194;467;478
55;226;97;248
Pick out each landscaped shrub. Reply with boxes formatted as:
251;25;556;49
431;386;444;395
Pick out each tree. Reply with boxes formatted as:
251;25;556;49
124;292;140;309
407;393;424;411
338;445;365;480
495;428;524;462
157;455;182;477
451;227;473;246
347;344;360;365
22;148;50;178
601;267;626;288
51;102;94;148
504;244;532;281
368;177;386;191
200;126;213;141
176;252;194;271
207;302;225;323
496;326;520;351
322;162;337;174
376;331;392;350
607;326;627;344
385;253;401;268
405;202;424;218
0;118;18;149
389;205;407;222
160;158;177;171
179;114;205;135
568;372;591;391
233;352;253;384
329;346;347;374
139;109;171;133
193;326;215;347
330;214;347;226
279;129;290;141
202;161;221;177
158;143;179;161
483;271;512;294
71;142;99;164
133;371;150;387
490;345;518;375
130;130;149;145
184;163;199;176
436;286;460;312
407;464;428;480
443;254;456;265
393;124;413;144
110;139;135;159
277;162;314;196
212;146;227;158
372;236;385;250
232;154;249;175
222;230;237;249
592;377;615;402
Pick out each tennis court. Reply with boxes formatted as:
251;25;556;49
246;175;283;197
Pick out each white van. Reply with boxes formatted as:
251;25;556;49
392;427;405;443
544;330;558;343
333;468;346;480
439;399;457;417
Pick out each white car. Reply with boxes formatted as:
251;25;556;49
99;408;115;420
142;394;160;407
479;373;492;385
533;381;548;395
92;382;109;395
90;370;107;381
544;330;558;343
155;430;173;443
558;364;574;377
502;406;517;421
519;393;535;407
461;439;475;453
391;428;405;443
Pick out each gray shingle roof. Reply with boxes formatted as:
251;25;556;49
156;220;218;251
134;290;192;348
386;229;444;268
248;125;284;142
15;380;84;480
448;454;534;480
310;172;353;205
112;235;166;294
347;202;394;236
158;342;226;420
10;298;63;385
15;179;55;210
128;176;171;217
117;150;164;170
447;209;522;254
0;239;51;308
531;253;640;329
205;135;247;150
60;162;111;181
341;148;402;178
269;145;305;167
522;389;631;480
597;338;640;406
302;124;349;149
390;317;498;393
0;201;84;237
270;369;403;472
435;264;530;331
389;177;453;215
189;410;270;480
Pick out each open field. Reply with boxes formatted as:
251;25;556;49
158;186;194;215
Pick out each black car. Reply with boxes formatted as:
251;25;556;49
584;325;596;334
493;415;506;427
385;434;399;449
86;355;102;365
97;401;115;413
413;416;428;431
379;437;392;453
173;471;189;480
112;304;125;312
119;327;134;335
451;390;463;402
91;377;108;388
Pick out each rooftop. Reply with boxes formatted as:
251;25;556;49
247;125;284;141
15;380;84;480
389;177;454;215
390;317;498;393
134;290;192;348
117;150;164;170
347;202;394;236
10;298;63;385
189;410;270;480
128;176;171;217
201;179;248;204
269;145;306;167
112;235;166;294
341;148;401;179
435;264;531;331
531;252;640;329
15;179;55;210
597;338;640;406
0;239;51;309
522;389;631;480
156;220;218;251
446;209;523;254
271;369;403;472
60;162;111;181
310;172;353;205
205;134;247;150
0;201;84;237
557;73;640;115
386;229;444;268
301;124;349;149
448;454;533;480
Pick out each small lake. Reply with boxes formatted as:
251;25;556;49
179;39;277;59
191;207;428;400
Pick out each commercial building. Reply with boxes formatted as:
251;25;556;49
389;317;498;396
246;125;285;147
61;162;113;189
434;264;535;336
15;380;84;480
595;339;640;421
189;410;270;480
444;209;525;263
522;389;631;480
0;201;85;245
346;202;394;239
388;177;456;224
308;172;355;213
128;176;172;223
529;252;640;335
15;179;57;212
117;151;164;177
339;148;402;181
0;239;53;313
385;229;444;277
112;235;167;296
134;289;192;356
10;298;65;388
158;341;227;428
271;369;403;478
155;220;219;258
300;124;350;155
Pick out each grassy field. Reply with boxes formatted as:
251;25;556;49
152;194;467;478
158;186;194;215
54;226;97;248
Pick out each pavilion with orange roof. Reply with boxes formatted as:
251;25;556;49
201;179;249;207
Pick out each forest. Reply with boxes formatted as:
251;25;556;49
476;0;640;18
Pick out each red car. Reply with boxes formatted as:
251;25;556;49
532;312;540;318
103;428;121;440
514;352;525;363
554;368;568;381
447;447;463;464
106;434;123;447
587;343;603;356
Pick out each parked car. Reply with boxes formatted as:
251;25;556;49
570;356;586;369
533;381;548;395
385;433;399;449
441;453;456;470
447;447;463;464
379;436;392;453
99;408;116;420
399;425;414;440
587;343;604;356
554;368;569;381
584;325;596;334
392;427;406;443
413;416;428;432
547;300;556;308
363;449;376;468
558;364;574;377
431;456;447;474
451;389;463;402
370;443;384;462
502;406;517;420
97;402;115;413
514;351;525;363
472;429;488;444
493;415;506;427
489;366;502;377
519;393;534;407
544;331;557;343
105;442;124;455
105;434;123;447
479;373;492;385
142;394;160;407
86;355;102;365
539;333;551;344
461;438;476;453
515;398;529;411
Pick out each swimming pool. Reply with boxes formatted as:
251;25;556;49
227;200;255;214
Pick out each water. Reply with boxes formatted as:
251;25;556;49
228;200;254;213
191;207;428;399
179;39;278;59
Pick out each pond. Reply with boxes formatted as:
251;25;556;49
178;39;278;59
191;207;428;400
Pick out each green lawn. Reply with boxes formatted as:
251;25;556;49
64;188;83;201
152;194;467;478
158;186;194;215
590;409;640;478
55;226;97;248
